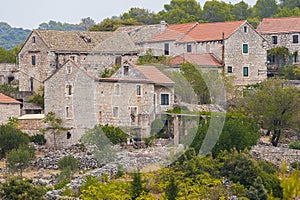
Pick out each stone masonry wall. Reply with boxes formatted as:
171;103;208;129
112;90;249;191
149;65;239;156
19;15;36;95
0;103;20;124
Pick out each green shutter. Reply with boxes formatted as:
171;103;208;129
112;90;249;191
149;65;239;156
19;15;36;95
227;66;232;73
243;67;249;77
243;44;248;54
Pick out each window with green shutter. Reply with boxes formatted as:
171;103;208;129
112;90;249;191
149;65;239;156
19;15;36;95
243;43;248;54
227;66;233;73
243;67;249;77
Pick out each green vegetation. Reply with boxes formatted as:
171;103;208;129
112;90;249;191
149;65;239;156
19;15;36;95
57;155;80;181
0;125;30;158
38;18;95;31
289;140;300;150
0;83;19;97
30;134;47;145
27;86;44;109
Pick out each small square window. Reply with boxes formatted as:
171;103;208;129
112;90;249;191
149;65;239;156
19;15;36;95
293;35;298;43
227;66;233;73
161;93;169;105
272;36;277;44
187;44;192;53
243;67;249;77
113;107;119;118
242;44;248;54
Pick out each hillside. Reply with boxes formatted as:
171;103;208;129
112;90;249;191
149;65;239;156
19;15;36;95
0;22;31;50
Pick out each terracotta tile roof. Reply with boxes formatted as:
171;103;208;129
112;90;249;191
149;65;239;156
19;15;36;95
35;30;114;52
135;65;175;85
178;20;246;42
147;22;198;42
170;53;222;67
0;93;21;104
257;17;300;34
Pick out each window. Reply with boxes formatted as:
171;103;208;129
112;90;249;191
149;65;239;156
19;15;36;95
66;65;72;74
70;55;77;62
136;85;141;96
115;56;121;66
243;67;249;77
30;77;34;92
32;36;36;43
114;84;120;95
187;44;192;53
124;66;129;76
294;53;299;63
32;55;36;65
268;55;275;64
293;35;298;43
66;84;72;95
227;66;233;73
161;93;170;105
242;44;248;54
66;106;70;118
164;43;169;55
244;26;248;33
113;107;119;118
272;36;278;44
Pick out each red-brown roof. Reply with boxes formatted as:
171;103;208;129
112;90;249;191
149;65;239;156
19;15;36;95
178;20;246;42
257;17;300;34
0;93;21;104
147;22;198;42
135;65;175;85
170;53;223;67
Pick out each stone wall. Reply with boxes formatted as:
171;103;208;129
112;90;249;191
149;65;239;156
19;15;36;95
0;63;18;85
0;103;20;124
19;118;44;136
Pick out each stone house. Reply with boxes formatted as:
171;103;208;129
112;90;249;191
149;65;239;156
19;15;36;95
0;93;21;124
143;20;267;86
44;60;174;146
0;63;18;85
257;17;300;76
18;30;141;93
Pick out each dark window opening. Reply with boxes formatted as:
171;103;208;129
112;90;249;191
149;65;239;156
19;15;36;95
124;66;129;76
136;85;141;96
293;35;299;43
164;43;169;55
32;36;36;43
272;36;277;44
30;77;34;92
243;44;248;54
227;66;233;73
67;132;71;139
244;26;248;33
8;76;14;84
187;44;192;52
243;67;249;77
115;56;122;66
66;85;72;95
32;55;36;65
161;94;170;105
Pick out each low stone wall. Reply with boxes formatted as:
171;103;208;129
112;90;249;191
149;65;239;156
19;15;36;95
250;143;300;168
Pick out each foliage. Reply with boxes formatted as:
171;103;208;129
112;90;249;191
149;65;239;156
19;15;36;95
137;49;169;65
54;179;70;190
244;78;300;146
44;112;68;149
27;86;44;109
30;134;46;145
6;145;35;177
80;175;131;200
0;125;30;158
291;162;300;169
280;165;300;199
131;172;148;200
202;0;234;22
289;140;300;150
246;176;268;200
150;118;165;136
58;155;80;172
267;46;290;68
252;0;279;19
0;83;19;96
38;18;95;31
278;64;300;80
165;176;178;200
89;18;141;31
120;8;160;24
0;177;47;200
0;22;30;50
7;117;20;128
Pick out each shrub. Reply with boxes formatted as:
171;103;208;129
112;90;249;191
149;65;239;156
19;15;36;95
291;162;300;169
58;155;80;172
0;125;30;158
30;134;46;145
289;140;300;150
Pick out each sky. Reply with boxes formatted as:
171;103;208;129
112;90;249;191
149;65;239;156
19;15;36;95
0;0;256;30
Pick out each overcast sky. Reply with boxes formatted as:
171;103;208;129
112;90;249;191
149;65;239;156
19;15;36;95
1;0;256;30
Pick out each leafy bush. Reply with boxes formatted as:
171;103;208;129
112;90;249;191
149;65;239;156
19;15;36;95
0;125;30;158
289;140;300;150
54;179;70;190
0;177;47;200
291;162;300;169
150;118;165;135
30;134;47;145
58;155;80;172
100;124;128;144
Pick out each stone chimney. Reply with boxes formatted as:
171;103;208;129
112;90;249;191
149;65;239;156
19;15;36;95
160;20;167;33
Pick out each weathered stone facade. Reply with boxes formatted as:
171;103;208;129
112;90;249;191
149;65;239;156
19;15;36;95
18;114;44;136
0;63;18;85
143;21;267;86
0;93;21;124
44;61;174;147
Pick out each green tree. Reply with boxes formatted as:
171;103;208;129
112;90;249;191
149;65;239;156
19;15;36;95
121;8;159;24
278;64;300;80
267;46;289;69
131;172;147;200
0;125;30;158
0;177;47;200
57;155;80;181
6;145;35;177
231;1;252;20
244;79;300;146
246;176;268;200
44;112;67;150
89;18;141;31
27;86;44;109
252;0;279;19
202;0;234;22
165;176;178;200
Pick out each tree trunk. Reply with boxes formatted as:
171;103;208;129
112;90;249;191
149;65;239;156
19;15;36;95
271;129;281;147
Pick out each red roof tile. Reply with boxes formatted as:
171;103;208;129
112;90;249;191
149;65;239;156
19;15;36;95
135;65;175;85
170;53;222;67
147;22;198;42
257;17;300;34
178;20;246;42
0;93;21;104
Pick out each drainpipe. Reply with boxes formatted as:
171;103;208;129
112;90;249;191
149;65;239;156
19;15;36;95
222;32;225;74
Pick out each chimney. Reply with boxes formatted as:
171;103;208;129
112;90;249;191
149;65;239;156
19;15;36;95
160;20;167;33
